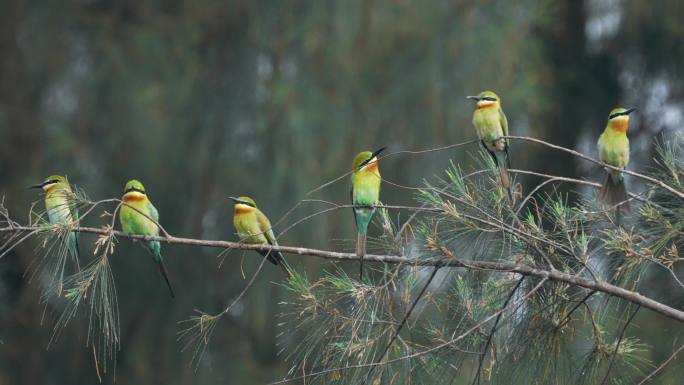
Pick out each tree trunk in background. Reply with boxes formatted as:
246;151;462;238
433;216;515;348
0;1;47;384
531;0;587;195
529;0;620;197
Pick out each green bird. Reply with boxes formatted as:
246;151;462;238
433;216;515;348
118;180;175;298
31;175;81;272
351;147;385;279
597;107;636;221
230;196;291;277
467;91;512;196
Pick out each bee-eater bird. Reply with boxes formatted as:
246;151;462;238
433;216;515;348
230;196;291;277
31;175;81;272
597;107;636;221
351;147;385;279
118;180;175;298
467;91;512;197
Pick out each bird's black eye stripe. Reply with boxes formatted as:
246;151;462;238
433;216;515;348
482;96;497;102
358;156;374;170
357;147;386;170
236;200;255;207
609;112;625;119
124;187;146;194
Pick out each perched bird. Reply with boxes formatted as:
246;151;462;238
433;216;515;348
31;175;81;272
597;107;636;222
118;180;175;298
467;91;512;197
230;196;291;277
351;147;385;279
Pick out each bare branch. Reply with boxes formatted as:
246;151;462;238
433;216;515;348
2;225;682;322
507;136;684;199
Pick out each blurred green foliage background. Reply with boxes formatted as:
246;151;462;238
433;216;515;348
0;0;682;383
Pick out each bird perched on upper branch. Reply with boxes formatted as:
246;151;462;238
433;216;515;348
597;107;636;223
351;147;385;279
467;91;512;199
119;179;175;298
230;196;291;277
31;175;81;272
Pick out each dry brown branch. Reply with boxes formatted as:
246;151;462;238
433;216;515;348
1;224;682;322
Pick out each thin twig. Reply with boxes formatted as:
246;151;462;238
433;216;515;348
636;342;684;385
556;290;597;330
360;266;441;385
599;304;641;385
2;225;683;322
472;275;526;385
270;277;549;385
507;136;684;199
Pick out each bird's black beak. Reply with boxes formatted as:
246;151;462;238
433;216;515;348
228;196;240;204
371;146;387;159
466;95;480;101
358;147;387;169
625;107;637;115
29;183;44;189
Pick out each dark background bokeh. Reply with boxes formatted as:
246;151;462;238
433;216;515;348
0;1;682;384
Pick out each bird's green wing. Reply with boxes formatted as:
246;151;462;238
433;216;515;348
69;192;79;222
148;201;160;222
499;108;509;139
257;210;278;246
499;108;511;168
350;183;358;223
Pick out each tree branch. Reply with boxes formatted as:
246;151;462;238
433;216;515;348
507;136;684;199
2;225;683;322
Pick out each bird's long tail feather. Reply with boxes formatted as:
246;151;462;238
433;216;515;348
259;250;292;278
356;232;367;279
599;172;630;225
490;149;512;201
66;232;81;273
354;207;375;280
156;258;176;298
146;241;175;298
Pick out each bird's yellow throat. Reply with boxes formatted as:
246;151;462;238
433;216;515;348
234;203;256;215
360;158;379;174
476;100;497;109
123;191;147;202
